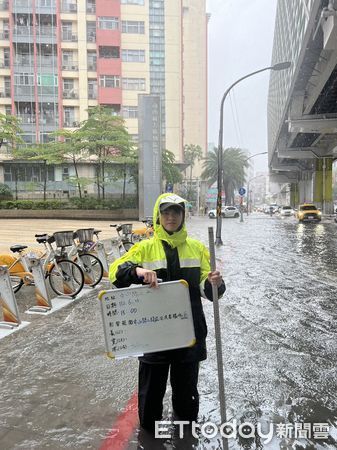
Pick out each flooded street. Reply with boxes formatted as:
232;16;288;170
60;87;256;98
1;214;337;449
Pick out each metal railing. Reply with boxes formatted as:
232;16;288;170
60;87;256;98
63;90;78;99
62;31;77;42
61;2;77;12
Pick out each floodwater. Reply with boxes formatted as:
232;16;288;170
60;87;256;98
0;214;337;449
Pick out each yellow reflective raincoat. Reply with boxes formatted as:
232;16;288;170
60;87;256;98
109;193;226;363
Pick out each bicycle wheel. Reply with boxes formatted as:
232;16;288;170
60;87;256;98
123;241;134;253
78;253;103;287
48;260;84;297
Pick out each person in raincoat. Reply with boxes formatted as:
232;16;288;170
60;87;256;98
109;193;226;431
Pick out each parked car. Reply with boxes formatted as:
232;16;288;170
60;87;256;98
208;206;240;219
296;203;321;222
279;206;294;217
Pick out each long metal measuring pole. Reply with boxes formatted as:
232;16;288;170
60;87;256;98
208;227;228;450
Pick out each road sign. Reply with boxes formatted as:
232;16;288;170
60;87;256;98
239;187;246;196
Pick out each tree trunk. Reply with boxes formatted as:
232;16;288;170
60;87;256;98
43;160;47;201
14;166;18;200
102;160;105;200
73;157;82;199
122;163;126;201
96;163;101;200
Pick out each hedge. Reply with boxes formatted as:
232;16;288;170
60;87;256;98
0;197;137;210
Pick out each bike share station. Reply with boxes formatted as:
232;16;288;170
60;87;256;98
0;228;113;340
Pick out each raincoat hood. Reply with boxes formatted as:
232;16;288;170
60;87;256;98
153;193;187;248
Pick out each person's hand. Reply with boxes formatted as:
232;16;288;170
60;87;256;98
136;267;159;288
208;270;222;287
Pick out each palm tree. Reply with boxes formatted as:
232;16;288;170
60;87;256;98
201;147;249;205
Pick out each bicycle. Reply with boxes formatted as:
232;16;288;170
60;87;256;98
72;228;104;287
110;223;134;254
131;217;154;243
0;245;35;293
35;231;85;298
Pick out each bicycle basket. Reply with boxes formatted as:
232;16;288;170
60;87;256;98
76;228;94;243
121;223;133;235
53;231;74;248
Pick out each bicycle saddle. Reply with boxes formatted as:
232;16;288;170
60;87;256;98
10;244;28;253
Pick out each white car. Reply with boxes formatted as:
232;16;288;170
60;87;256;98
279;206;294;216
208;206;240;219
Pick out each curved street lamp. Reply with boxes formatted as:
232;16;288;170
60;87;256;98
215;61;291;245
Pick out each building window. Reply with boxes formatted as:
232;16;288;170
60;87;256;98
4;164;54;182
122;49;145;62
99;46;120;59
122;77;145;90
121;0;144;4
98;16;119;30
122;106;138;119
122;20;145;34
62;167;69;180
88;79;97;99
87;21;96;42
14;73;34;85
99;75;121;88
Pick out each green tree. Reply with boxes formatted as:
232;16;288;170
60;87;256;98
79;106;134;199
0;113;25;200
201;147;249;205
0;113;24;151
162;149;183;187
184;144;203;183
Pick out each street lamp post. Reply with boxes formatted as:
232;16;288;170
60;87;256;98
215;62;291;246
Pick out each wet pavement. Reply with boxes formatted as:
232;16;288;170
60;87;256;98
1;214;337;449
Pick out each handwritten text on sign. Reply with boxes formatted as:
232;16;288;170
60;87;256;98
99;281;195;359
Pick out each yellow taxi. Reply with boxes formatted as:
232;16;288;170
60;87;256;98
297;203;321;222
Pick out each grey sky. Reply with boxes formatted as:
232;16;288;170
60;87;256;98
206;0;277;173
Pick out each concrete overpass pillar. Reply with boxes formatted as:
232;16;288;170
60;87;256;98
290;183;299;208
313;158;333;214
298;172;313;205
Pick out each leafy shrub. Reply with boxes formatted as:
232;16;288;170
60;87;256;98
0;183;13;200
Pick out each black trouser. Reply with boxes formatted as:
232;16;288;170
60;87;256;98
138;361;199;430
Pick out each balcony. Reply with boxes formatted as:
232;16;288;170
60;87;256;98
86;5;96;14
0;31;9;40
39;56;58;67
87;32;96;43
88;90;97;99
13;26;33;41
36;26;57;38
40;114;58;125
12;0;32;13
62;31;78;42
61;2;77;13
0;89;11;98
15;55;33;67
64;120;79;128
87;63;96;71
0;59;10;69
17;114;36;124
62;61;78;71
14;85;34;98
63;89;78;99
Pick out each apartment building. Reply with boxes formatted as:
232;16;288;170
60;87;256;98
0;0;207;196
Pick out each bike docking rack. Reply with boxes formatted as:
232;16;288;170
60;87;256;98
0;265;30;339
24;255;53;314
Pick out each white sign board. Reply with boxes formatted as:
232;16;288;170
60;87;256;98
99;280;195;359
